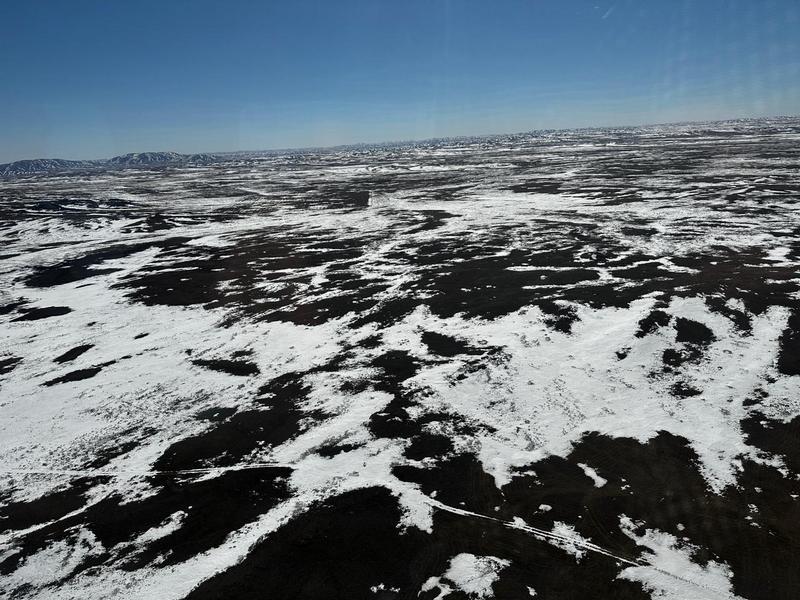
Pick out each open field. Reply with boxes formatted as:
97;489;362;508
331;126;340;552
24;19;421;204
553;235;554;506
2;118;800;599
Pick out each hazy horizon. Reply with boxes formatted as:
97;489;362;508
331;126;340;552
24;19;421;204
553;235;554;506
2;0;798;164
4;113;800;165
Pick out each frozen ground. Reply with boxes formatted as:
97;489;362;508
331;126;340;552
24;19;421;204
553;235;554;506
1;117;800;599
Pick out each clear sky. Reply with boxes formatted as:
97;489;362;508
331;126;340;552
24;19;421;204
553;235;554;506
1;0;799;162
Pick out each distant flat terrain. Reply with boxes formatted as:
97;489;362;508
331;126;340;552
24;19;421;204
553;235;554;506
2;118;800;600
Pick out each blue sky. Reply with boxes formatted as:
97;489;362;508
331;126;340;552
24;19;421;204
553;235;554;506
1;0;798;162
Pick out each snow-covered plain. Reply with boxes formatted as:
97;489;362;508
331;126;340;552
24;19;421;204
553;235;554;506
2;118;800;599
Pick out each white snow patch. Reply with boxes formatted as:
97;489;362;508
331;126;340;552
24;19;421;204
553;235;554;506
394;297;794;492
618;516;742;600
422;553;510;599
5;529;102;589
577;463;607;487
133;511;186;545
550;522;589;561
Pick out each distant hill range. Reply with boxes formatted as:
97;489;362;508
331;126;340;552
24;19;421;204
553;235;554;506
0;152;217;177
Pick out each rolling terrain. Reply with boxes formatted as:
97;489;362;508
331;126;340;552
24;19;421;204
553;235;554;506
2;118;800;599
